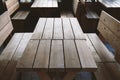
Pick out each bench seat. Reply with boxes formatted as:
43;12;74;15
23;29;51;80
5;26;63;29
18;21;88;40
0;33;32;80
85;33;115;63
85;33;120;80
12;11;30;32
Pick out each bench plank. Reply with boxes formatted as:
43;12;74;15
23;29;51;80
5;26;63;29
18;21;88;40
53;18;63;39
0;11;10;31
33;40;51;69
64;40;81;70
0;33;24;77
42;18;54;39
87;34;115;62
5;0;19;15
49;40;64;70
17;40;39;69
62;18;74;39
0;22;13;46
32;18;46;39
75;40;97;71
85;34;101;62
13;33;32;60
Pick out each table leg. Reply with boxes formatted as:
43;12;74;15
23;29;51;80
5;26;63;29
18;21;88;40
37;70;51;80
63;71;79;80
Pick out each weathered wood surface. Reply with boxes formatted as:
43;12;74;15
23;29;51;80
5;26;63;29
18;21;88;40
17;39;97;71
31;18;85;40
0;11;13;46
5;0;19;15
97;11;120;64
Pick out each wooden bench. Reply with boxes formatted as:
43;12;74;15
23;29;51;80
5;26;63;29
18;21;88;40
85;11;120;80
5;0;30;32
0;11;32;80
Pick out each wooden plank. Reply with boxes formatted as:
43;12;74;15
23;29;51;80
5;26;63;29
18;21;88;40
42;18;54;39
49;40;64;71
85;34;101;62
32;18;46;39
33;40;51;69
53;18;63;39
87;34;115;62
7;1;19;15
64;40;81;70
12;33;32;60
0;21;13;46
62;18;74;39
0;33;24;76
70;18;85;39
99;11;120;38
98;21;120;53
0;11;10;31
75;40;97;71
17;40;39;69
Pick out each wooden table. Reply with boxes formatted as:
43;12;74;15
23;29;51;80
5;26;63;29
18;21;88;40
31;0;60;17
16;18;97;80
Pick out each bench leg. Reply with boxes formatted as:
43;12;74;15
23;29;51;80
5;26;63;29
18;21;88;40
37;70;51;80
63;71;79;80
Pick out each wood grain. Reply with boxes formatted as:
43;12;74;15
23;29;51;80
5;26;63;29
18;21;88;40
32;18;46;39
42;18;54;39
17;40;39;69
49;40;64;71
62;18;74;39
75;40;97;71
53;18;63;39
70;18;85;39
33;40;51;69
64;40;81;70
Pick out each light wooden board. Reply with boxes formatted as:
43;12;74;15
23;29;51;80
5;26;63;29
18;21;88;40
64;40;81;70
98;11;120;64
53;18;63;39
0;11;10;31
49;40;64;71
85;34;101;62
17;40;39;69
62;18;74;39
5;0;19;15
32;18;46;39
31;0;58;8
87;34;115;62
42;18;54;39
70;18;85;39
33;40;51;69
75;40;97;71
0;21;13;46
0;33;24;76
98;21;120;53
12;33;32;60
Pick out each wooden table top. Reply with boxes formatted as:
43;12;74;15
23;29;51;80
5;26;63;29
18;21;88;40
31;0;58;8
16;18;97;72
99;0;120;8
